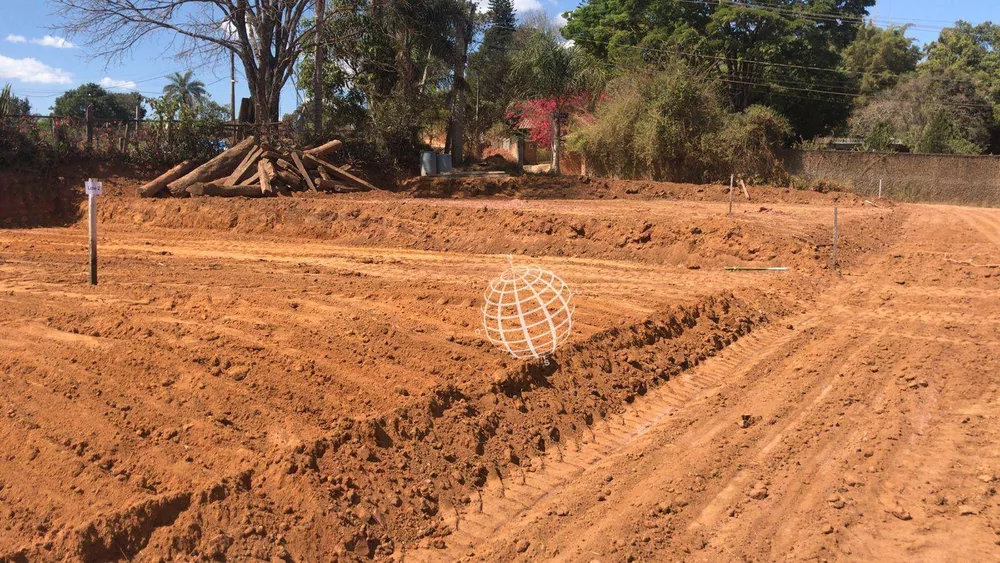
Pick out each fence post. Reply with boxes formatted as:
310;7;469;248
85;103;94;154
832;207;839;268
51;117;60;162
132;103;141;155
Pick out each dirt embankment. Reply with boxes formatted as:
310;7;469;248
403;174;872;205
0;162;160;227
97;196;899;271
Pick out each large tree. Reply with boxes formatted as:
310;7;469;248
296;0;460;155
508;26;601;174
842;24;920;99
923;21;1000;118
466;0;517;153
562;0;876;138
849;69;992;155
52;83;135;120
53;0;320;125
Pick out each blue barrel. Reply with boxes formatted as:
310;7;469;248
436;153;453;174
421;151;437;176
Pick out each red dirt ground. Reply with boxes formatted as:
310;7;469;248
2;172;996;562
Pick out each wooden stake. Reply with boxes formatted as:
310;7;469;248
85;178;101;285
832;207;839;268
729;174;734;215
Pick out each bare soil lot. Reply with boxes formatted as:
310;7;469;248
2;177;995;562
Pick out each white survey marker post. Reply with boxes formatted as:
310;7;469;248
85;178;102;285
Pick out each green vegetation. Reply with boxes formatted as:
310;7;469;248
569;64;789;183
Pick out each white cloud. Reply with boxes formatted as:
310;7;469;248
555;13;568;28
31;35;75;49
100;77;137;90
513;0;543;12
0;55;72;84
6;34;26;43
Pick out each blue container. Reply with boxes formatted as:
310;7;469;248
436;153;453;174
421;151;437;176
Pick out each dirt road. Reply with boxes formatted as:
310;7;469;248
1;188;994;561
429;204;1000;562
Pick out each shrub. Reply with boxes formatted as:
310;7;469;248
569;64;790;183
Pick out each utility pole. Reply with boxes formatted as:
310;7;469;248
313;0;326;137
230;51;236;123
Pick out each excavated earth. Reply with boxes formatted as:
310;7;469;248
1;172;996;562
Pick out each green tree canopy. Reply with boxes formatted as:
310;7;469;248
562;0;876;139
923;21;1000;118
52;83;135;120
842;24;920;98
849;69;992;155
162;71;207;109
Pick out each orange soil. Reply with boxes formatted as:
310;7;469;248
3;175;994;562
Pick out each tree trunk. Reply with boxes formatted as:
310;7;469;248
449;3;470;165
313;0;325;137
551;114;562;175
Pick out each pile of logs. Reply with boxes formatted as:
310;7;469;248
137;137;378;198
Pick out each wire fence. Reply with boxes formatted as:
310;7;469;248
1;108;294;166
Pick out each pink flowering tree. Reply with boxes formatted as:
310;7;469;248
508;29;603;174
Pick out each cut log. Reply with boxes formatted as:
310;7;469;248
316;166;331;181
316;178;365;192
188;182;268;197
167;136;256;196
740;179;751;200
275;168;302;188
304;139;344;158
303;153;378;191
258;159;277;195
275;158;301;177
225;147;262;186
289;151;317;191
137;160;198;198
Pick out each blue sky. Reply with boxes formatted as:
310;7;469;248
0;0;994;118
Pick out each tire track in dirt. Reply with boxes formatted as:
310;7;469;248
449;204;1000;562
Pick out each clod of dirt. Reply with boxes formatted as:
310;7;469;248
890;506;912;521
748;482;769;500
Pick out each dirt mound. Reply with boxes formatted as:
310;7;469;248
403;174;873;206
97;196;899;271
3;289;784;561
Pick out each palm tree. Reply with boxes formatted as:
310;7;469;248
162;71;207;108
508;29;603;175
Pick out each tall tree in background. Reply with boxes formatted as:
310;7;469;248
163;71;208;108
52;83;136;120
449;0;476;163
53;0;319;125
842;24;920;99
849;69;992;155
466;0;516;153
923;22;1000;119
296;0;461;162
509;27;601;174
562;0;875;138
